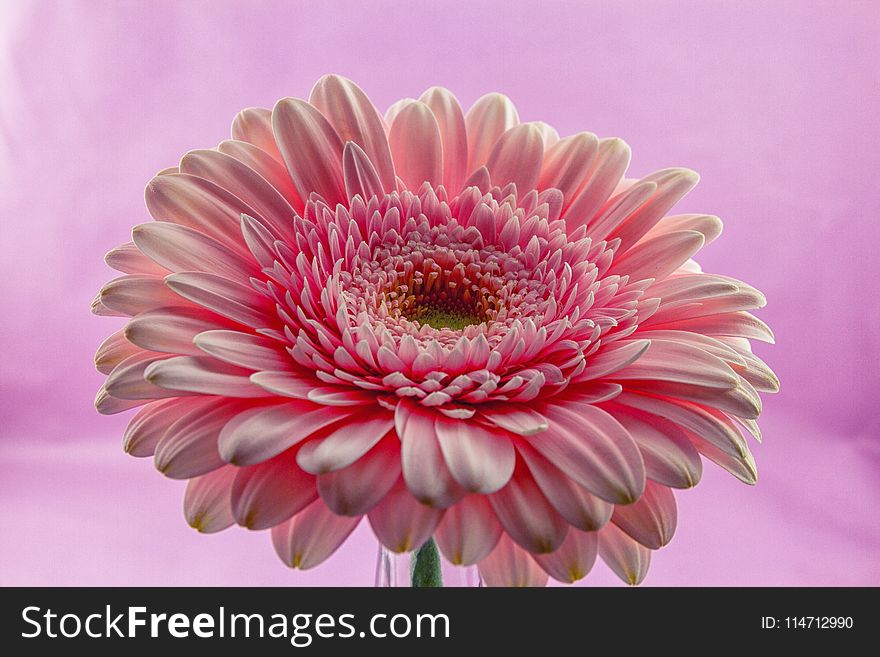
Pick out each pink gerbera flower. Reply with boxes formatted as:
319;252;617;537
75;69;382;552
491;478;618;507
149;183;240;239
94;75;777;586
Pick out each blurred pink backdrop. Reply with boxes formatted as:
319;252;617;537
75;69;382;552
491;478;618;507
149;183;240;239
1;0;878;586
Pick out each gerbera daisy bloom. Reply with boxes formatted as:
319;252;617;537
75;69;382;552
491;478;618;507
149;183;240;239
93;74;776;586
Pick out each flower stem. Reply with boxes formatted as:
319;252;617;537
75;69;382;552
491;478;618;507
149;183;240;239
410;537;443;587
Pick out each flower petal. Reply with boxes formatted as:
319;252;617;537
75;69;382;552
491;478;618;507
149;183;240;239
396;399;465;508
485;123;544;196
164;272;274;329
465;93;519;172
533;528;598;583
178;148;298;241
388;101;443;190
598;522;651;585
368;478;444;553
98;275;186;317
489;460;569;554
154;400;240;479
538;132;599;209
296;409;394;474
104;241;168;275
218;139;303;212
123;398;205;457
611;406;703;489
434;417;516;494
434;494;502;566
231;448;317;530
132;222;256;281
477;534;548;587
612;480;677;549
272;499;361;569
144;355;270;398
565;137;631;229
419;86;468;193
478;404;549;436
531;402;645;504
272;97;345;205
183;465;238;533
230;107;283;161
517;441;613;532
310;74;396;192
317;435;401;516
193;329;290;371
342;141;384;201
609;230;705;282
218;401;347;466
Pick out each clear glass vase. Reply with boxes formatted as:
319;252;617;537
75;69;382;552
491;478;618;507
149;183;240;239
375;541;482;587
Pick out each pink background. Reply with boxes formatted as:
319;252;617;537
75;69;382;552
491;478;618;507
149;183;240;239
1;0;878;586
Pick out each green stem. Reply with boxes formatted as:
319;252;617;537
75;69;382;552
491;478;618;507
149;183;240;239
410;538;443;587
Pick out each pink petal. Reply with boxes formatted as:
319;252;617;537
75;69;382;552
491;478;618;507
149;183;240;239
611;479;677;549
489;460;569;554
434;494;502;566
183;465;238;533
564;137;631;229
123;398;205;457
485;123;544;195
465;93;519;172
105;351;175;400
164;272;274;329
419;86;468;193
132;222;255;281
153;400;240;479
533;528;599;583
309;74;396;192
586;179;658;242
231;448;317;530
689;432;758;485
608;230;705;282
615;390;753;454
517;441;613;531
272;97;345;205
95;329;140;374
610;168;700;250
388;101;443;190
576;339;650;381
611;406;703;489
193;329;289;371
598;522;651;585
317;436;401;516
249;370;314;399
178;148;298;241
104;241;168;275
125;307;226;355
98;275;187;317
531;121;560;148
639;213;723;246
647;311;775;344
531;402;646;504
342;141;384;201
610;339;739;389
433;416;515;494
368;478;444;553
538;132;599;209
271;499;361;569
477;534;548;587
396;399;465;508
218;139;303;212
145;173;255;251
297;409;394;474
478;404;549;436
144;355;270;398
230;107;283;162
218;401;346;466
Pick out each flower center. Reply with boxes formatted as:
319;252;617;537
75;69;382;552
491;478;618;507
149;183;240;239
407;302;485;330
